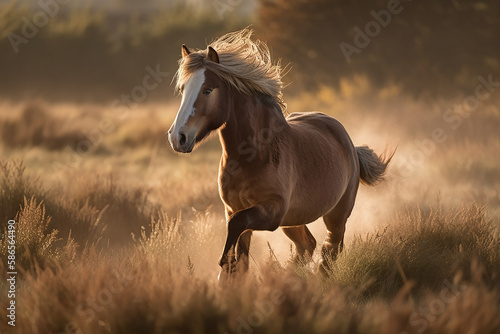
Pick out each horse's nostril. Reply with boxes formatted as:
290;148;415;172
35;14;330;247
179;133;187;146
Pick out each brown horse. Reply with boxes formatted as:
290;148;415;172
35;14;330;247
168;29;393;278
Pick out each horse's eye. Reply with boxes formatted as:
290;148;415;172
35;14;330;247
203;89;213;95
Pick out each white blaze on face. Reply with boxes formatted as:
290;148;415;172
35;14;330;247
171;68;206;136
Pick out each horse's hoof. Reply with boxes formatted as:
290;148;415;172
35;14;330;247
218;263;236;283
217;270;227;283
317;260;331;278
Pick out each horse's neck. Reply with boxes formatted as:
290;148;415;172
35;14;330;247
219;92;287;163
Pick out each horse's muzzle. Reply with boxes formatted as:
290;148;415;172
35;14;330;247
168;129;195;153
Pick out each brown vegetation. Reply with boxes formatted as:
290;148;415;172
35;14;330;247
1;1;499;333
0;88;499;332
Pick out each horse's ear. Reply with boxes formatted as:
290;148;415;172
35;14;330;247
181;44;190;58
206;46;219;63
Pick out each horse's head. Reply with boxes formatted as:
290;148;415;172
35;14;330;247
168;45;229;153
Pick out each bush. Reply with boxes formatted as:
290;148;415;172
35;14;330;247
0;196;62;271
0;160;45;222
328;204;500;299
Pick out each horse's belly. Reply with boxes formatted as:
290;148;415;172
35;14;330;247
280;190;340;226
281;207;323;226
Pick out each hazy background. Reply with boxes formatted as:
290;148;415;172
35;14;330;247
1;0;499;101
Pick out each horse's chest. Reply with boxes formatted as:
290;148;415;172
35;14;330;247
221;185;256;212
219;173;257;212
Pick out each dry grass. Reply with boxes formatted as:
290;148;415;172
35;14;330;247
0;203;498;334
0;89;499;333
328;204;500;298
1;2;499;331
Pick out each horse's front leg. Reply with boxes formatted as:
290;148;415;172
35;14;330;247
218;200;286;280
236;230;252;273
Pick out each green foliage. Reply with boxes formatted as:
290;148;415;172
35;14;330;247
258;0;500;97
0;1;249;101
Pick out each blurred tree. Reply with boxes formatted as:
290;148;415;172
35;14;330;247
258;0;500;97
0;1;248;102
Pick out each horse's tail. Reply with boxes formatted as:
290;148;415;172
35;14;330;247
356;146;394;186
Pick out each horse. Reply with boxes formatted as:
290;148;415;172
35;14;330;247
168;29;393;279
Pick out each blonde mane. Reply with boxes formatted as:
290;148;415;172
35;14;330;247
175;29;286;111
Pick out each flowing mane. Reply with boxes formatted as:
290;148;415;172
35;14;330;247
175;28;286;111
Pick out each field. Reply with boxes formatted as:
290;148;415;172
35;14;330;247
1;1;500;333
1;84;500;333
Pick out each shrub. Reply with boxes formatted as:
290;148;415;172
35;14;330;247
0;160;45;222
0;197;60;270
328;204;500;299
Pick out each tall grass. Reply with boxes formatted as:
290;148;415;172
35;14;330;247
328;204;500;299
0;196;61;271
0;159;156;250
0;81;499;332
0;160;45;222
0;200;498;333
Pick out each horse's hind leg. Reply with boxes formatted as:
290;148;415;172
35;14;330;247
282;225;316;263
320;194;355;274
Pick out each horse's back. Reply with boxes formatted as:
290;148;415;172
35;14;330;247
280;112;359;226
286;112;357;161
287;112;355;151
